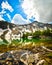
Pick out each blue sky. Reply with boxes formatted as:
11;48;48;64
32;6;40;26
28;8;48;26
0;0;35;24
0;0;52;24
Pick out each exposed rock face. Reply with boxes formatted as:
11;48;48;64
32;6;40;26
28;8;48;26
0;20;52;43
0;46;52;65
0;21;15;29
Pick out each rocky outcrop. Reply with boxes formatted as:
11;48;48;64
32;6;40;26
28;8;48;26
0;21;52;43
0;46;52;65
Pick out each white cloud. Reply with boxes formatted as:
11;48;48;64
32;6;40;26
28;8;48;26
0;9;6;21
1;1;13;12
21;0;52;23
0;9;6;15
0;10;11;21
21;0;34;19
6;14;11;21
0;15;5;21
11;14;31;25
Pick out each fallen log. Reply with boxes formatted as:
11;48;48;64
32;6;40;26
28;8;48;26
41;46;52;52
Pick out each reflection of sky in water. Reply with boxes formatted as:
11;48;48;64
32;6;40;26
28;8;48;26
0;41;6;45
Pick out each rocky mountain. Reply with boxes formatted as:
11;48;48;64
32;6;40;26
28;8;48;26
0;20;52;30
0;20;52;43
0;20;16;29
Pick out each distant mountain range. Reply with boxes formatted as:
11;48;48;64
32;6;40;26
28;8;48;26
0;20;52;29
0;20;16;29
0;20;52;43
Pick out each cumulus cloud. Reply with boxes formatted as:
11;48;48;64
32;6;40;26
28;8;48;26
21;0;52;23
1;1;13;12
11;14;31;25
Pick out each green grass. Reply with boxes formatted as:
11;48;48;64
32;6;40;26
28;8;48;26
0;38;52;45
